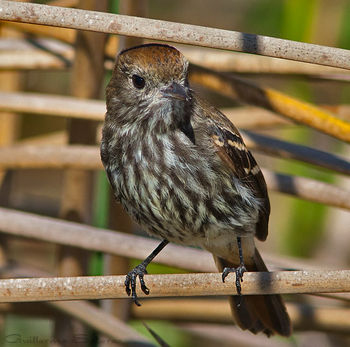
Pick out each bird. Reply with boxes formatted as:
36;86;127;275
100;43;292;337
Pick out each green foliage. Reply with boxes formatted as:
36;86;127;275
281;0;317;42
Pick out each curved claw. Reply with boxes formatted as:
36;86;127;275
139;273;150;295
125;264;149;306
222;264;247;296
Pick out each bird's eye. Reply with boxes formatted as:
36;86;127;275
132;75;145;89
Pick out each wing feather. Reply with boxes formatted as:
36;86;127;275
196;98;270;241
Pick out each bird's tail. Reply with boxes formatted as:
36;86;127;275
214;249;292;337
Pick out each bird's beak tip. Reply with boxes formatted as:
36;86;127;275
163;82;190;102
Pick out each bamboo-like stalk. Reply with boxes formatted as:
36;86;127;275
0;145;100;169
0;91;104;120
0;207;349;276
1;1;79;45
1;139;350;179
2;263;350;337
0;89;287;129
2;91;350;176
2;37;350;76
242;131;350;176
1;2;350;70
263;169;350;210
182;47;350;75
0;207;214;272
0;270;349;303
0;145;349;208
189;65;350;143
2;91;350;128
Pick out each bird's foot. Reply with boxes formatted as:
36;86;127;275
222;264;247;296
125;263;149;306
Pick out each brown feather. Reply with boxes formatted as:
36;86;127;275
203;100;270;241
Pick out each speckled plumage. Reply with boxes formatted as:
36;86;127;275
101;43;291;337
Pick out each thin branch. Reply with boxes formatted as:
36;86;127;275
3;271;349;339
2;89;350;149
0;270;350;303
0;90;287;128
0;204;345;272
0;145;100;169
0;90;288;129
0;89;287;129
0;89;348;146
0;207;214;273
182;46;350;75
2;36;349;76
1;145;349;207
189;64;350;143
0;207;348;278
242;130;350;176
263;169;350;210
2;139;350;179
0;91;104;120
3;262;350;334
1;2;350;70
2;90;350;133
2;90;350;175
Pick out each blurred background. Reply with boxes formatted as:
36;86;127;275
1;0;350;346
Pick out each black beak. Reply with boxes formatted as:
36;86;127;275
163;82;190;101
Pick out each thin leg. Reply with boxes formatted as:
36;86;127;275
125;239;169;306
237;236;245;268
222;237;247;300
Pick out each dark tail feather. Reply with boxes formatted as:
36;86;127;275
214;249;292;337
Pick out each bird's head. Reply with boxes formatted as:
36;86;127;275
106;44;192;132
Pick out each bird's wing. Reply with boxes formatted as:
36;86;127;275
197;97;270;241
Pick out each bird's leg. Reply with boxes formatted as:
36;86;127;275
222;237;247;298
125;239;169;306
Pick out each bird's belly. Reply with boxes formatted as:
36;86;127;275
114;149;259;249
201;231;256;262
119;184;257;250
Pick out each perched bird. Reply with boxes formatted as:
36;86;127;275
101;43;292;337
